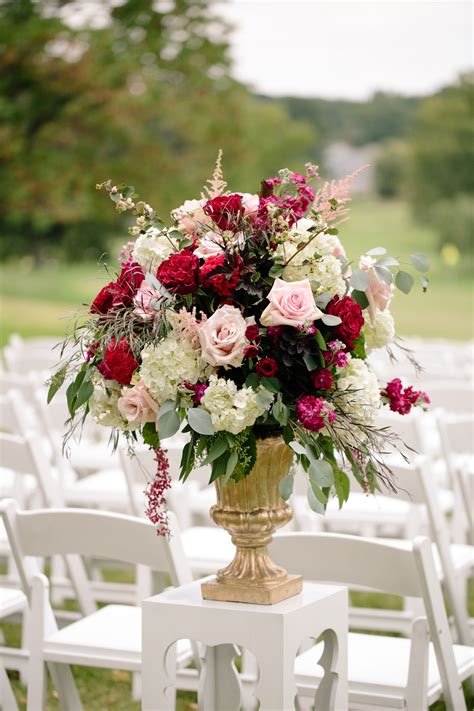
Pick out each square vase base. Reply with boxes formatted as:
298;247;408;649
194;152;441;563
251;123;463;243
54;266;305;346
201;574;303;605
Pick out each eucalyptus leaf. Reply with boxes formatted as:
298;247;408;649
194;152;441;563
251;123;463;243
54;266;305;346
308;459;334;487
321;313;342;327
187;407;215;435
145;271;161;290
256;388;274;410
334;469;351;508
307;484;326;514
289;441;306;456
158;409;181;439
158;400;176;417
410;252;430;273
395;270;414;294
272;399;289;426
374;265;392;284
366;247;386;256
350;269;370;291
376;256;399;268
279;474;294;501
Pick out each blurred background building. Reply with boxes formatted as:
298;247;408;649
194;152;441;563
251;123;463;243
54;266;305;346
0;0;473;343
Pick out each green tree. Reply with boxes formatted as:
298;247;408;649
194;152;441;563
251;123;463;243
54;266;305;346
375;140;410;198
0;0;317;262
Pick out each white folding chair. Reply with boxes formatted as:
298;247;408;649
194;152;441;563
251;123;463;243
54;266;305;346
0;585;28;707
270;533;473;711
1;501;198;711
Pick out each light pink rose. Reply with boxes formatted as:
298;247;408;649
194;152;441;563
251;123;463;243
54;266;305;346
361;259;393;321
172;198;209;233
240;193;259;220
261;277;323;327
118;383;159;425
133;281;162;320
332;236;346;259
199;304;251;368
194;231;225;260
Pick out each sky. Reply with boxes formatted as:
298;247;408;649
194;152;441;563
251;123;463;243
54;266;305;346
215;0;473;99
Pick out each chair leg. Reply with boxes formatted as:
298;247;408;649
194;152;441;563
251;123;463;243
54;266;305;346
48;662;83;711
1;662;19;711
26;657;46;711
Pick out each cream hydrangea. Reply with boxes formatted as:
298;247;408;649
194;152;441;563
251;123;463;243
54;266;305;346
201;375;273;435
336;356;381;428
89;375;130;430
139;335;206;403
133;227;177;271
284;254;346;299
363;309;395;353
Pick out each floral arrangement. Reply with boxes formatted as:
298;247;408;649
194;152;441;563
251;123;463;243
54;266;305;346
50;154;430;532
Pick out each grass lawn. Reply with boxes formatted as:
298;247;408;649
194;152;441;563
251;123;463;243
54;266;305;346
0;199;472;346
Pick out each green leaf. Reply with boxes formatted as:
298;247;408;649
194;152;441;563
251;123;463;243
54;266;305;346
210;452;228;482
351;333;367;360
307;484;326;514
223;451;238;483
315;329;327;350
158;400;176;417
168;229;183;240
202;436;228;465
66;381;77;417
410;252;430;273
74;379;94;410
47;366;67;404
376;256;399;268
256;388;274;410
272;399;289;426
289;440;306;456
245;373;260;388
260;377;280;393
187;407;215;435
366;247;386;256
321;313;342;327
158;408;180;439
195;436;208;459
142;422;160;448
303;353;319;372
352;289;369;309
279;474;294;501
395;270;414;294
334;469;351;509
308;459;334;487
269;264;284;278
350;269;370;291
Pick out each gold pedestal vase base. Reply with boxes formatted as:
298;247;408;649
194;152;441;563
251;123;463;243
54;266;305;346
201;437;302;605
201;574;303;605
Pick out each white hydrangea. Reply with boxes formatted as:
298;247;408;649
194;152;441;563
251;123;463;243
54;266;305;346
201;376;273;435
89;376;130;430
336;356;381;428
140;335;205;403
133;227;177;271
363;309;395;353
284;254;346;299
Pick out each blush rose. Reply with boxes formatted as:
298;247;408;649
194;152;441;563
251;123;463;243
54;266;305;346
118;383;159;425
260;278;323;327
199;304;251;368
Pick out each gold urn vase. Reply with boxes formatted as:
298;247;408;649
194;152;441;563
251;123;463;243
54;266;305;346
201;436;303;604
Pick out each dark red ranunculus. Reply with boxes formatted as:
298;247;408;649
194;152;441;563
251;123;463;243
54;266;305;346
90;261;144;314
90;282;119;314
243;345;259;360
245;324;260;341
203;194;243;231
200;253;242;298
326;296;364;350
117;261;145;293
157;251;200;295
97;338;139;385
255;357;278;378
311;368;334;391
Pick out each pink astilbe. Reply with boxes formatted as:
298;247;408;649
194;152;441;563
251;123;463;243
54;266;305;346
144;448;171;536
201;149;227;199
312;166;368;225
170;307;203;348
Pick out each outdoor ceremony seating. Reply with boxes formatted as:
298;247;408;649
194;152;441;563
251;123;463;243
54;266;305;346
1;502;200;711
270;533;474;711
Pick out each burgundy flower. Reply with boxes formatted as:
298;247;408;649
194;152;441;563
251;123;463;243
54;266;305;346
117;261;145;294
157;251;200;295
203;194;244;231
311;368;334;391
243;345;259;360
200;254;242;298
255;357;278;378
381;378;430;416
183;380;208;405
326;296;364;350
97;338;139;385
245;324;260;341
295;395;335;432
90;261;144;314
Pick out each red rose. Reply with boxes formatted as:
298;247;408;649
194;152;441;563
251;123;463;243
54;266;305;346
203;194;243;231
117;261;144;294
98;338;139;385
255;357;278;378
326;296;364;350
311;368;334;391
90;261;144;314
243;345;259;360
200;253;242;298
245;324;260;341
90;282;119;314
157;251;200;295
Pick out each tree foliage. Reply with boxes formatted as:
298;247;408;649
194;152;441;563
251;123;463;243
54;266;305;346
0;0;316;261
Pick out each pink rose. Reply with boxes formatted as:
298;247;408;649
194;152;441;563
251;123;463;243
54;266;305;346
118;383;159;425
260;277;323;327
199;304;251;368
240;193;259;220
361;257;393;321
133;281;162;320
172;198;209;234
194;231;225;260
